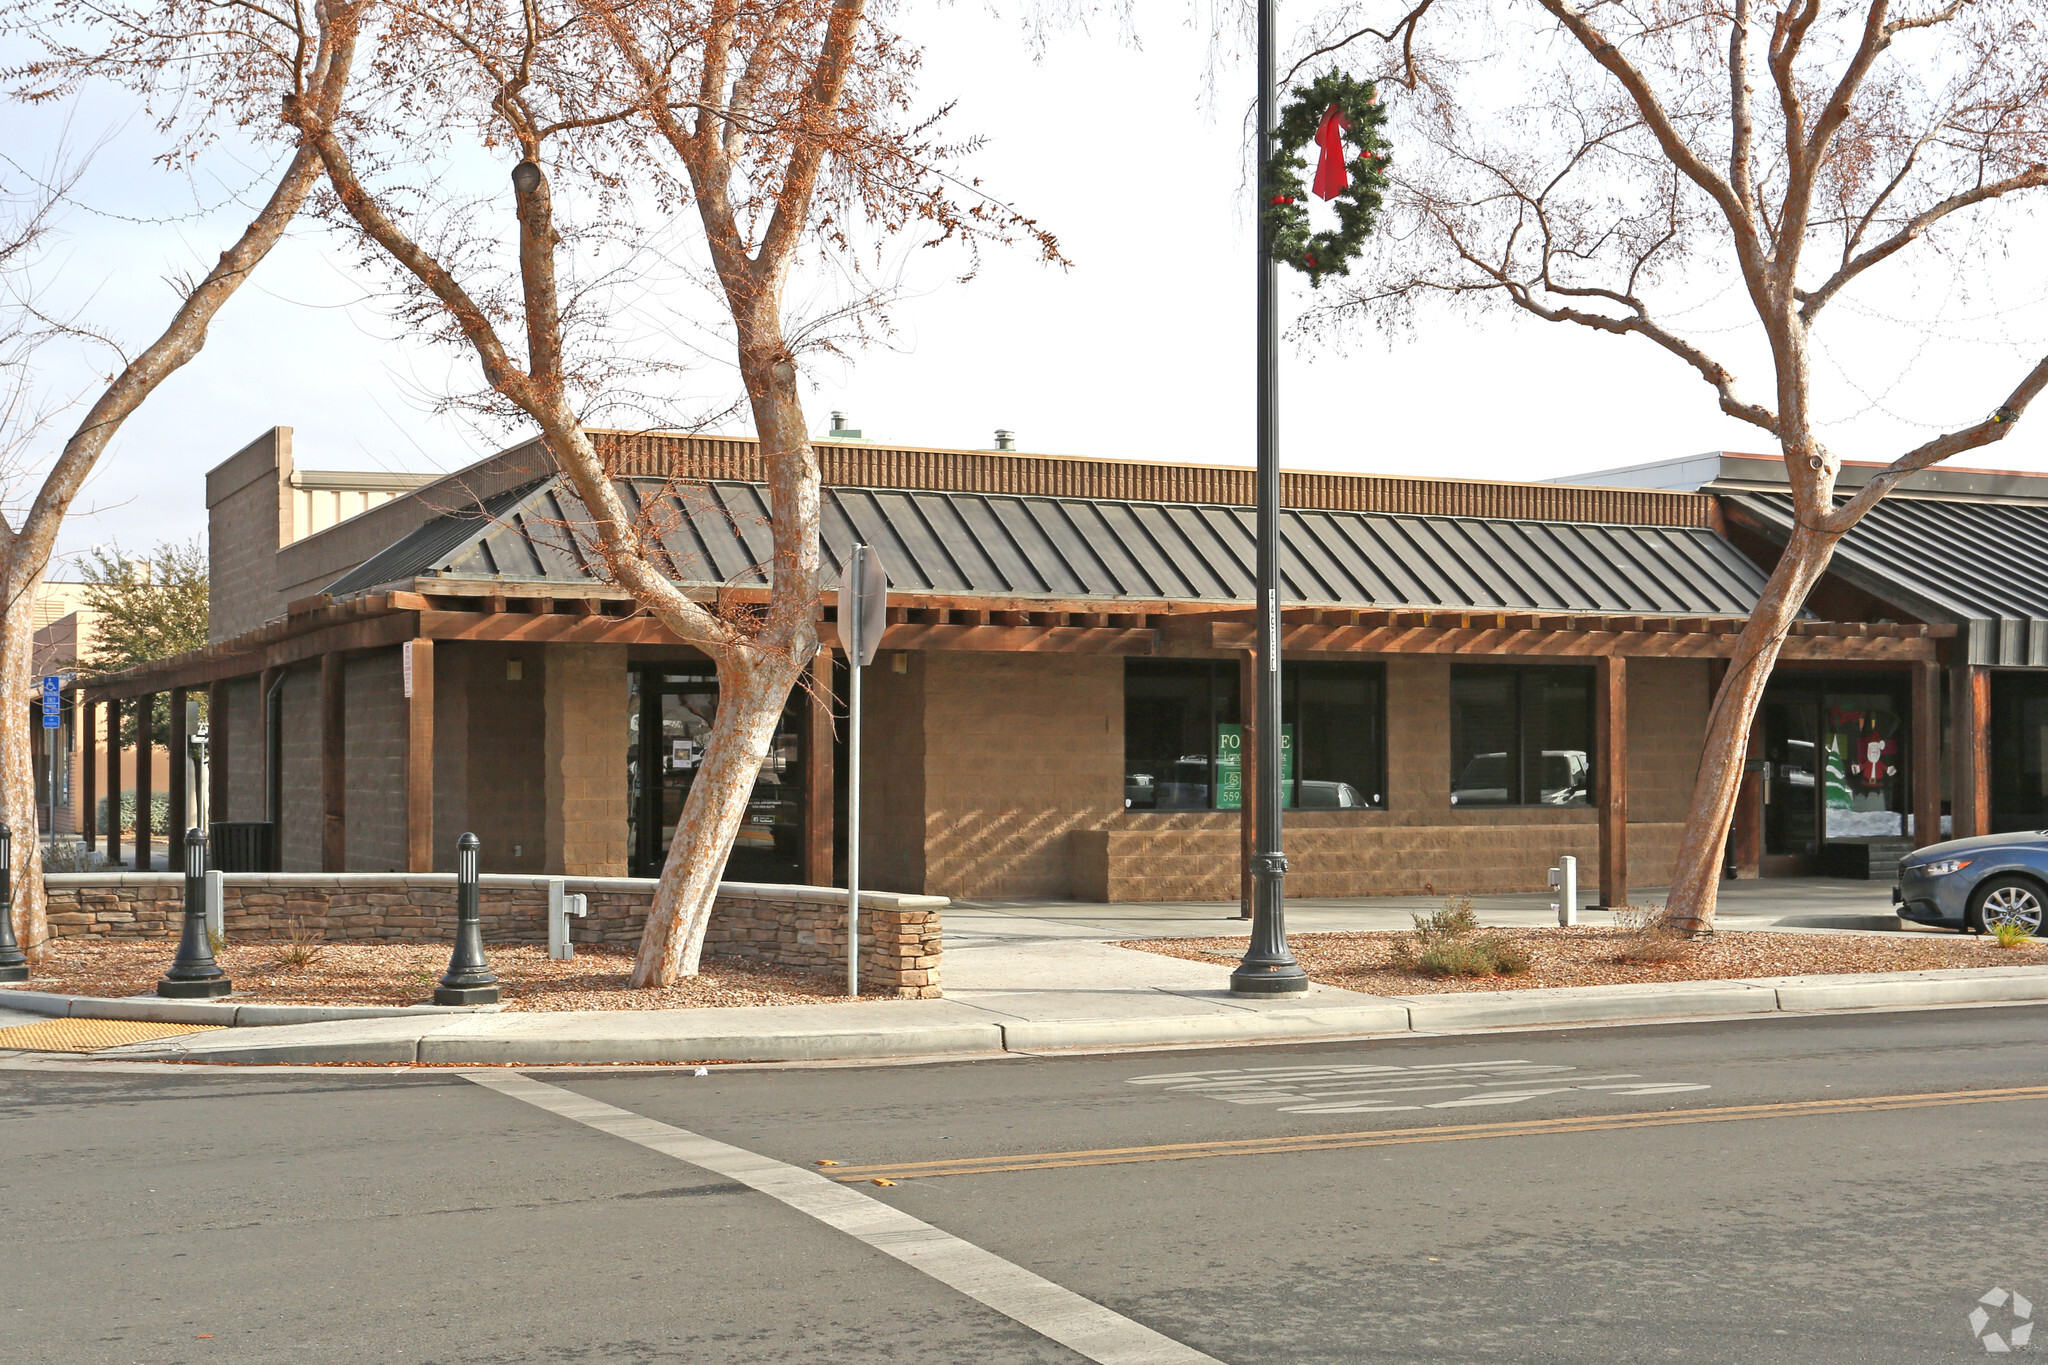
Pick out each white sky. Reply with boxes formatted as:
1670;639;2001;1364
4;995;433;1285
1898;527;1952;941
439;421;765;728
8;2;2048;570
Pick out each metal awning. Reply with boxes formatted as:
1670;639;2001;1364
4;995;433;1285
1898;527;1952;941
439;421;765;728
1724;492;2048;667
322;477;1773;617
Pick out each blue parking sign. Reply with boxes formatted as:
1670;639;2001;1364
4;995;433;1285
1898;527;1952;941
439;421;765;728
40;675;61;729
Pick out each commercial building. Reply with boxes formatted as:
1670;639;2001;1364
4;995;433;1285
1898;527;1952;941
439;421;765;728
77;430;1979;903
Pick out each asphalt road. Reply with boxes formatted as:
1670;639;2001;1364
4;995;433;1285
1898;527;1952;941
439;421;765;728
7;1006;2048;1364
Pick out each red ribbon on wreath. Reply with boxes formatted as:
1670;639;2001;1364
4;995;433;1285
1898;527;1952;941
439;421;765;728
1312;103;1351;200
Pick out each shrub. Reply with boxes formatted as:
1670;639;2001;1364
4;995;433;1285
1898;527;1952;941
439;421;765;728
1413;898;1479;944
94;792;172;837
1413;933;1532;979
42;841;108;872
1477;934;1532;975
1415;941;1493;977
1992;920;2037;950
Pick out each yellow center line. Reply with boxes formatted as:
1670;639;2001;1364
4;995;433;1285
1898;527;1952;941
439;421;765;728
828;1085;2048;1182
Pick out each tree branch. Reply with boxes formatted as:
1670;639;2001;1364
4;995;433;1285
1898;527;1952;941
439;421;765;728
1800;167;2048;321
1825;351;2048;531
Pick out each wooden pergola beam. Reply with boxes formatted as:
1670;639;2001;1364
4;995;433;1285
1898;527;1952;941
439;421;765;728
1208;622;1944;662
405;638;434;873
1595;656;1628;910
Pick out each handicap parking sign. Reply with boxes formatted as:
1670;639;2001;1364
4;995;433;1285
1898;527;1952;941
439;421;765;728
40;675;61;728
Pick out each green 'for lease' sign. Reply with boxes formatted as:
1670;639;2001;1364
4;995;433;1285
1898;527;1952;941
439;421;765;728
1214;724;1293;810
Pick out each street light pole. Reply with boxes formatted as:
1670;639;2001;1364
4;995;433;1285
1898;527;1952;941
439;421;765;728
1232;0;1309;996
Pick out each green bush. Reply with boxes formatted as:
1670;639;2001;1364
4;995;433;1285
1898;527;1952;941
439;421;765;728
1412;898;1478;943
1414;933;1532;979
95;792;171;836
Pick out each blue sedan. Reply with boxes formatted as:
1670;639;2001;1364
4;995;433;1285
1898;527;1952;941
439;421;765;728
1895;833;2048;934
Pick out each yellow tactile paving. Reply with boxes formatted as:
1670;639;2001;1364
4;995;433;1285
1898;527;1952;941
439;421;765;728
0;1018;225;1054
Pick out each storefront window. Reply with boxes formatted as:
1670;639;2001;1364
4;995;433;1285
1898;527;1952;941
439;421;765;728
1448;665;1593;807
1123;660;1386;811
1992;675;2048;833
627;668;804;880
1124;661;1237;810
1285;663;1386;809
1821;693;1906;838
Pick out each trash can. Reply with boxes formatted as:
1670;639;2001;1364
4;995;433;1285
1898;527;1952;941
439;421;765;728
208;821;276;873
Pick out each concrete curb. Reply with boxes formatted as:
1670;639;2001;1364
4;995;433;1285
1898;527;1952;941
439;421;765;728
0;987;502;1026
66;963;2048;1066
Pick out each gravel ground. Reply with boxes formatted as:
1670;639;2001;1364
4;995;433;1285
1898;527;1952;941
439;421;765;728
1121;926;2048;994
15;940;881;1010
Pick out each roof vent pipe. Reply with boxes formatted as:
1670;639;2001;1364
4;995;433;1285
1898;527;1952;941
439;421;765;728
994;429;1016;452
827;411;861;439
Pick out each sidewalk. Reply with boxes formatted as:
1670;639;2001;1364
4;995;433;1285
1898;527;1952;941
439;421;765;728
9;880;2018;1068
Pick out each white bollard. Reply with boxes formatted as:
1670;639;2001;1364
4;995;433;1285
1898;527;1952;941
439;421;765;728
1549;855;1579;926
548;880;588;960
204;869;225;942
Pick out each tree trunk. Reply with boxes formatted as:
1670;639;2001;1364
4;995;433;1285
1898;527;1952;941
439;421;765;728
630;650;806;986
0;558;49;958
1665;519;1841;932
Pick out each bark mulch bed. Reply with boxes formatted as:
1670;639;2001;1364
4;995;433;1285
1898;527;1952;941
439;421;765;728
14;940;881;1011
1120;926;2048;995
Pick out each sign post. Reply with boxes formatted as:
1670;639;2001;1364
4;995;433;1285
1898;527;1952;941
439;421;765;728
41;676;62;848
837;543;886;998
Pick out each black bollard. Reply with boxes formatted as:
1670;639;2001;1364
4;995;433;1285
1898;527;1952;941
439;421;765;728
434;832;499;1005
158;827;231;998
0;825;28;984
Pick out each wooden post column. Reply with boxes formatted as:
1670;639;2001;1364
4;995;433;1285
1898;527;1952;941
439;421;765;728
321;652;347;872
801;651;835;887
1951;665;1991;838
105;698;122;867
133;693;156;869
207;679;229;826
82;699;97;853
1595;655;1629;909
1911;660;1942;848
1238;649;1258;920
405;639;435;872
168;686;188;868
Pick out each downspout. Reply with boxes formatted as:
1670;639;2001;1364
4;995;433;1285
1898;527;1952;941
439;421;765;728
265;669;287;872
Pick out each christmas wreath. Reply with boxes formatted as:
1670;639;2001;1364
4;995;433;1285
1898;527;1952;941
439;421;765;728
1262;70;1391;284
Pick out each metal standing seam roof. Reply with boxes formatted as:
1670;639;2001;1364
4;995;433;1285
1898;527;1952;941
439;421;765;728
321;476;1774;616
1724;492;2048;667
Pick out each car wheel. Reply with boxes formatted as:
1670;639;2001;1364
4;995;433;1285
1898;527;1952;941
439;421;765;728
1967;876;2048;936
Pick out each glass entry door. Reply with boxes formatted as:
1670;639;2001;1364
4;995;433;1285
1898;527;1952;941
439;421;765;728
628;669;804;882
1759;675;1911;874
1762;695;1821;872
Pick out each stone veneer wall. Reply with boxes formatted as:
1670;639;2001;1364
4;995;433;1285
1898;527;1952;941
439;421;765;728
40;876;944;998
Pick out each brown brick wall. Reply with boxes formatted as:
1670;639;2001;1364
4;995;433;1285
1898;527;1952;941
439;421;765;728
856;654;927;893
595;431;1714;528
543;645;628;875
205;428;294;641
431;643;470;868
278;667;322;870
920;652;1124;898
222;679;262;823
40;877;943;998
346;650;409;871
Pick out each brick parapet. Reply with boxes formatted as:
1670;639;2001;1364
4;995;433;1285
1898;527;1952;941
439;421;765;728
39;877;944;999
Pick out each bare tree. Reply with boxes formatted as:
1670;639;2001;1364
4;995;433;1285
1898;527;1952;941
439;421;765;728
282;0;1055;985
1319;0;2048;930
0;0;361;953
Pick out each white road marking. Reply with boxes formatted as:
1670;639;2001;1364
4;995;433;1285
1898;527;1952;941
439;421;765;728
1125;1058;1711;1115
464;1069;1224;1365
